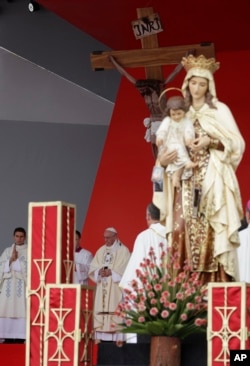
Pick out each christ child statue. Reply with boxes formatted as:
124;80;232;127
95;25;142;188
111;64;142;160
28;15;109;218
156;95;197;188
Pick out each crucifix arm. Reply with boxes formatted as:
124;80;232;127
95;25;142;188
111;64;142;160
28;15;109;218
163;62;183;85
163;49;196;85
109;53;188;87
109;55;136;84
109;54;183;86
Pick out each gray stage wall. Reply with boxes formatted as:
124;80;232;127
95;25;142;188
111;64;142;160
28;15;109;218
0;120;107;251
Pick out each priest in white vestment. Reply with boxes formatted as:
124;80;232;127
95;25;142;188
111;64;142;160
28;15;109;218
119;203;168;291
237;201;250;282
88;227;130;344
0;227;27;343
73;230;93;285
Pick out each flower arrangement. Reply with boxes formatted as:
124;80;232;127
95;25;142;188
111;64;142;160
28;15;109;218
116;244;207;339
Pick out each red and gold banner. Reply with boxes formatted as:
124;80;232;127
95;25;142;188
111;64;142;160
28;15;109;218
207;282;250;366
26;201;76;366
43;284;95;366
44;285;81;366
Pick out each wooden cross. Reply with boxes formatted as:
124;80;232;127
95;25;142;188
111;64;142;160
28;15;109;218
90;7;215;78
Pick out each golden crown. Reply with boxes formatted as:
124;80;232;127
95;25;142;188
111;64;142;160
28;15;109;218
181;54;220;74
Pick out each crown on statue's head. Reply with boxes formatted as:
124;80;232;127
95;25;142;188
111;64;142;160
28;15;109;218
181;54;220;74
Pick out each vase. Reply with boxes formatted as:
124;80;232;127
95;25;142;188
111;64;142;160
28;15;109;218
150;336;181;366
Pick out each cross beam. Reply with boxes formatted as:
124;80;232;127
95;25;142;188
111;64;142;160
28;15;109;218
91;42;215;71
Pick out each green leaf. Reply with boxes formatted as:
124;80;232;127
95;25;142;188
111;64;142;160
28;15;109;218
146;321;165;335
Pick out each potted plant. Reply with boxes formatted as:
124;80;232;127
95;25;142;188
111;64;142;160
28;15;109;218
115;244;207;366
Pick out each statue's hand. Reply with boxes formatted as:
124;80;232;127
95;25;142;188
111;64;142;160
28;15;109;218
158;147;177;167
156;137;164;147
190;136;210;152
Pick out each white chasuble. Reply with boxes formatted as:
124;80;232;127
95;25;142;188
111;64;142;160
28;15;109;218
89;240;130;336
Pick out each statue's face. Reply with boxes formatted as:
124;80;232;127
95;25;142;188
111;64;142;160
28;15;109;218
169;109;185;123
188;76;208;101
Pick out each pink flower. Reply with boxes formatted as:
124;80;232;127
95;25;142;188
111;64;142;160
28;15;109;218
195;303;207;311
149;307;159;316
169;302;177;310
173;262;181;270
136;269;142;276
180;313;188;321
176;292;184;300
125;319;132;326
145;283;153;290
161;310;169;318
115;309;121;316
149;246;154;254
163;301;170;308
200;318;207;326
154;284;162;292
150;298;157;305
175;276;182;283
178;271;186;279
192;279;202;287
183;263;192;271
148;291;155;298
159;297;165;303
138;304;146;312
185;288;193;296
195;318;205;326
195;296;202;303
138;316;145;323
123;288;131;294
124;303;132;311
162;291;170;297
131;280;138;288
186;302;195;310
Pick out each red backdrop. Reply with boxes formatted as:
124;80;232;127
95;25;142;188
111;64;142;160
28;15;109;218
81;50;250;254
